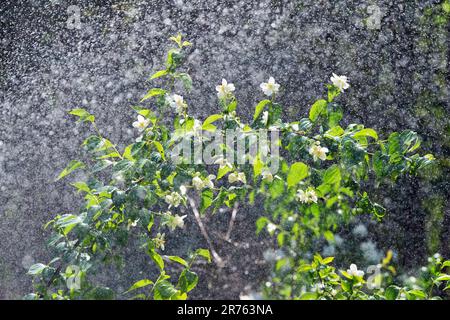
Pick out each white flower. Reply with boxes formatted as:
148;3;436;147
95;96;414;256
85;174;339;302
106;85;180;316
192;173;215;190
154;233;166;251
192;175;204;190
216;78;235;99
228;172;246;184
204;174;215;189
261;111;269;125
172;214;187;230
306;190;318;203
330;73;350;92
296;189;309;203
127;219;139;230
214;156;233;169
164;192;183;208
260;77;280;96
347;264;364;277
309;142;329;161
261;170;273;182
163;212;187;231
266;223;277;233
132;115;150;131
168;94;186;115
296;189;318;204
291;123;300;131
179;185;187;195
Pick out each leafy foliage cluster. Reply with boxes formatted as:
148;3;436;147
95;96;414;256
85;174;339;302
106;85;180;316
26;35;449;300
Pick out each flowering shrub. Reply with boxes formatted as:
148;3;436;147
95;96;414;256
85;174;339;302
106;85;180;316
263;252;450;300
26;35;448;300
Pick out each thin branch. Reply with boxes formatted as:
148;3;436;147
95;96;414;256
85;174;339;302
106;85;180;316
225;202;239;241
187;196;224;268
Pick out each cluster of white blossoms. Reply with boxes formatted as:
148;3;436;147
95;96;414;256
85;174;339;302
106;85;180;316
135;74;348;132
132;115;150;131
162;211;187;231
330;73;350;92
153;232;166;250
296;189;318;204
347;264;365;277
228;171;246;184
164;191;183;208
192;173;216;190
215;76;282;100
135;73;348;131
216;78;235;99
168;94;187;115
260;76;280;97
309;141;329;161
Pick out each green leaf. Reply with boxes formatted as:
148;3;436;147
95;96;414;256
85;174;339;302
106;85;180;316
150;69;168;80
69;108;95;123
148;249;164;270
323;230;335;242
269;178;285;198
141;88;166;102
123;145;134;160
297;264;313;272
385;286;400;300
178;73;192;90
325;126;345;138
153;141;165;160
322;256;334;264
407;289;426;299
200;189;214;214
287;162;309;187
256;217;269;234
27;263;47;275
153;280;178;300
436;274;450;281
56;160;85;181
202;114;223;132
96;152;121;159
178;269;198;293
322;165;341;185
309;99;327;122
340;270;353;280
328;109;343;127
194;249;211;263
299;292;318;300
168;256;189;267
253;100;271;121
71;181;90;193
217;165;232;180
55;214;83;235
443;0;450;13
166;48;183;69
227;100;237;113
126;279;153;293
169;34;182;46
91;159;113;173
253;154;264;178
354;128;378;141
327;85;341;102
